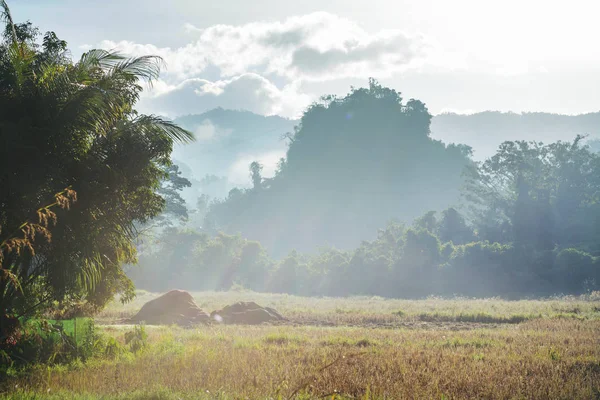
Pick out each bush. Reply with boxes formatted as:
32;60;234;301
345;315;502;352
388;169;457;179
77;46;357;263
444;242;515;297
0;318;101;380
124;324;148;354
553;249;599;293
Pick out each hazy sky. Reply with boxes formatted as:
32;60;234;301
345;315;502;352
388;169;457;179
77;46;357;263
9;0;600;118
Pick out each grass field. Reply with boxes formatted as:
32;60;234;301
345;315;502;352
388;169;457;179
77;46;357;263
3;290;600;399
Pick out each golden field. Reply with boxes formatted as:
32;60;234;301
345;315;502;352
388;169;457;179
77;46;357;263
3;291;600;400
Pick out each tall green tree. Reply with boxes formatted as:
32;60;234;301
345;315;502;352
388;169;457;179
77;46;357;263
0;2;193;339
153;164;192;227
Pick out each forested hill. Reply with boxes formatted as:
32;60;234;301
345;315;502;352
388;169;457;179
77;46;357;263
137;86;600;294
168;106;600;258
171;110;600;192
204;81;473;257
431;111;600;159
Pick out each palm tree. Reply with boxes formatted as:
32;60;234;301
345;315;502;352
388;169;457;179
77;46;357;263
0;0;194;338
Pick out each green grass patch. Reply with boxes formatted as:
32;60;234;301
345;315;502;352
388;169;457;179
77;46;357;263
262;333;306;346
320;336;379;347
415;312;533;324
438;337;499;349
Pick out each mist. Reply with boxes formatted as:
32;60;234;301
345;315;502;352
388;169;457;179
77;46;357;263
132;80;600;299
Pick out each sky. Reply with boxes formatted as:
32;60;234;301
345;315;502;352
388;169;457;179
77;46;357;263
8;0;600;118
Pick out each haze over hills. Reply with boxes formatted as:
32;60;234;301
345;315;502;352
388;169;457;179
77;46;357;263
171;108;296;202
171;108;600;205
431;111;600;159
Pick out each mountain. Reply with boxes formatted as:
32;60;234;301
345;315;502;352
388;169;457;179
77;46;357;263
170;108;600;211
170;108;296;203
430;111;600;160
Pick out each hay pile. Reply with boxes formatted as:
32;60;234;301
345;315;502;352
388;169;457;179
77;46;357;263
128;293;285;326
128;290;209;326
210;301;285;325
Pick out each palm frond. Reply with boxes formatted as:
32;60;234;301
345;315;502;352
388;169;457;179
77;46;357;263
37;61;70;93
133;115;195;144
0;0;17;44
6;39;36;88
77;253;103;292
110;55;164;84
77;49;124;76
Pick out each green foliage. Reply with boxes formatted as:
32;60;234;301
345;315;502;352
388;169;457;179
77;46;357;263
0;318;101;379
553;249;599;293
134;199;599;298
0;5;193;340
153;164;192;228
136;82;600;299
103;336;125;359
417;312;530;324
124;324;148;354
132;229;273;293
464;136;600;254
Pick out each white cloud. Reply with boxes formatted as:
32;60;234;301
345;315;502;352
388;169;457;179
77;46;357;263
100;12;424;83
138;73;311;118
97;40;208;81
98;12;427;118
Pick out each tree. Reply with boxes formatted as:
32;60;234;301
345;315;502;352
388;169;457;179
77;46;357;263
0;2;193;340
249;161;263;190
153;164;192;227
437;208;474;245
464;136;600;252
414;211;437;233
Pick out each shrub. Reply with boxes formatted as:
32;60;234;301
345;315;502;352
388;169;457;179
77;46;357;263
553;249;598;293
0;318;101;380
124;325;148;354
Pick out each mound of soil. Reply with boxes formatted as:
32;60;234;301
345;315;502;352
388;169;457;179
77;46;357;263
128;290;210;326
210;301;285;325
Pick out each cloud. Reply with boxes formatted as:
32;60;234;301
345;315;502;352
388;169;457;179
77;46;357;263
289;30;421;79
97;40;208;81
100;12;424;83
138;73;311;118
99;12;427;118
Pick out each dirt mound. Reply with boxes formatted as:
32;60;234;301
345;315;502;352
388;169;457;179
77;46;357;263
128;290;209;326
210;301;285;325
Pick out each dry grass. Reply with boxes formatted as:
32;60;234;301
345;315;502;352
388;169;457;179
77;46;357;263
3;292;600;399
98;289;600;325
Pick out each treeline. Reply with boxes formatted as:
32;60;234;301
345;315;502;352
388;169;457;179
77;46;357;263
131;80;600;298
135;134;600;298
132;210;599;299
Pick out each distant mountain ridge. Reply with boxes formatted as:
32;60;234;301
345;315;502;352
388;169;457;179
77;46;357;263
171;108;296;203
175;108;295;150
170;108;600;205
430;111;600;159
